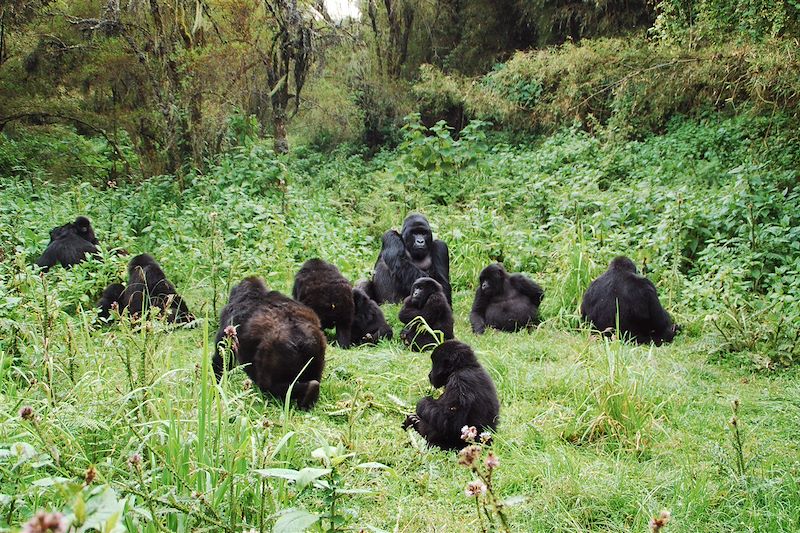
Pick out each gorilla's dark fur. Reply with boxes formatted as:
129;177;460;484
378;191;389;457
470;263;544;334
361;214;451;305
214;277;325;409
36;216;99;271
351;287;393;345
398;277;454;351
402;340;500;450
581;256;680;345
97;254;193;323
292;259;354;348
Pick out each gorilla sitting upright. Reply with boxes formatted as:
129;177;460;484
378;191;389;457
581;256;680;345
36;216;99;271
470;263;544;334
361;214;450;304
399;277;454;351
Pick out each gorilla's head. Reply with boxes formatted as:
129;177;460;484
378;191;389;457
402;213;433;261
428;340;479;388
479;263;507;297
410;277;442;307
128;253;159;275
74;216;99;245
610;256;638;273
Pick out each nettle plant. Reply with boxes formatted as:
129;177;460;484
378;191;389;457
391;113;491;204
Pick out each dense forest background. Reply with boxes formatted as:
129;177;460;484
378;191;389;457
1;0;798;178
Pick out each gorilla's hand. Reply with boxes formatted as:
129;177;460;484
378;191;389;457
402;414;419;430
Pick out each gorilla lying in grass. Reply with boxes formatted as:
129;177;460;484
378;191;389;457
399;277;454;351
293;259;354;348
581;256;680;345
403;340;500;450
470;263;544;334
361;214;451;304
214;277;325;409
97;254;193;324
36;216;99;271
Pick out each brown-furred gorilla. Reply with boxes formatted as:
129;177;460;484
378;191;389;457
36;216;99;271
399;277;454;351
351;287;393;345
581;256;680;345
292;259;354;348
470;263;544;334
402;340;500;450
97;254;193;323
214;277;326;409
361;214;451;305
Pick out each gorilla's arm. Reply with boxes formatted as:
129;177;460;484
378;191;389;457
397;297;419;324
469;287;489;334
431;240;451;304
381;231;429;296
509;275;544;306
418;293;450;326
644;281;677;345
411;388;469;447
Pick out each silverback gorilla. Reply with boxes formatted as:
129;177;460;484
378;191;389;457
214;277;325;409
399;277;454;351
470;263;544;334
581;256;680;345
98;254;193;323
362;214;451;304
293;259;354;348
36;216;99;271
403;340;500;450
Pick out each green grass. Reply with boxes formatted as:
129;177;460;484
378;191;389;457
1;113;800;531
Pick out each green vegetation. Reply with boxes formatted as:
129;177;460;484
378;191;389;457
2;113;799;531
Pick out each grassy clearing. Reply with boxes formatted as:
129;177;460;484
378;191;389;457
1;114;800;531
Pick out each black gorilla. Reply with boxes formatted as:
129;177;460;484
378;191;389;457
98;254;193;323
581;256;680;345
470;263;544;334
402;340;500;450
36;216;99;271
398;277;454;351
292;259;354;348
351;287;393;345
361;214;451;304
97;283;125;320
214;277;326;409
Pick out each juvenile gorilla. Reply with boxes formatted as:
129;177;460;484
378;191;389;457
399;277;454;351
36;216;99;271
98;254;193;323
470;263;544;334
293;259;354;348
402;340;500;450
214;277;325;409
362;214;451;304
581;256;680;345
351;287;393;345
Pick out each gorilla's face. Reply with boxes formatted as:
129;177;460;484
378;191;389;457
479;264;506;297
74;217;98;245
410;278;439;307
428;352;451;388
405;230;431;260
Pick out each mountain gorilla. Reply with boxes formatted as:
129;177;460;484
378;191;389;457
361;214;451;305
581;256;680;345
402;340;500;450
399;277;454;351
470;263;544;334
36;216;99;271
98;254;193;323
293;259;354;348
351;287;393;345
214;277;325;409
